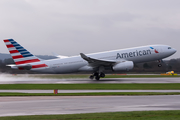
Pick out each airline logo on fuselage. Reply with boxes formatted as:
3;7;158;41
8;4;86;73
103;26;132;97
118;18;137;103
150;47;159;53
116;49;152;59
116;47;159;59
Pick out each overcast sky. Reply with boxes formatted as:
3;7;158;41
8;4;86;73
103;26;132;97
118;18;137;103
0;0;179;59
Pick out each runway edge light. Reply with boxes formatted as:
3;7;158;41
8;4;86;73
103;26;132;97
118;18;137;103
54;89;58;94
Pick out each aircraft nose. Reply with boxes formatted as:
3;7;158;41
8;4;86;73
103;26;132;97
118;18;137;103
172;48;177;54
171;48;177;54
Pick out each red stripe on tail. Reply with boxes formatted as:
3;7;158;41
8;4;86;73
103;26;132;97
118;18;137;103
6;44;14;48
10;50;19;54
12;55;24;59
4;40;10;42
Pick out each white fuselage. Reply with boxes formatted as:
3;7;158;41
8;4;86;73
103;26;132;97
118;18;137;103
32;45;176;73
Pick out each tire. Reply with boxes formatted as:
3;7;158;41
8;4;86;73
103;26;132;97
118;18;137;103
100;73;105;78
89;75;94;80
95;76;100;80
158;64;162;67
93;72;99;76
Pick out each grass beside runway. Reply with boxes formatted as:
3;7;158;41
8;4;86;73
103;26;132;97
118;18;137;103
0;92;180;96
105;74;180;78
0;110;180;120
31;74;180;79
1;83;180;90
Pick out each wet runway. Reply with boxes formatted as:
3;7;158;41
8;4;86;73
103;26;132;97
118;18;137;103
0;95;180;117
0;76;180;84
1;90;180;93
0;75;180;117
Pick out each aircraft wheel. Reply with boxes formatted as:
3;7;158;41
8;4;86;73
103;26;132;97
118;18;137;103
95;76;100;80
89;75;94;80
158;64;162;67
93;72;99;76
100;72;105;78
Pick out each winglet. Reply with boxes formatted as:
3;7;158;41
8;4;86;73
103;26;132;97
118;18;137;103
80;53;89;61
80;53;93;62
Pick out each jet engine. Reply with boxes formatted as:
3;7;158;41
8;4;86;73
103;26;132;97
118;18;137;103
112;61;134;71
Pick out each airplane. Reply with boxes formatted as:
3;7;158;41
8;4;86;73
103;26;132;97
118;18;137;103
4;39;176;80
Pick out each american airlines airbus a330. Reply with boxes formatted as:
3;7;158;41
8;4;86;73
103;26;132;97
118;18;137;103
4;39;176;80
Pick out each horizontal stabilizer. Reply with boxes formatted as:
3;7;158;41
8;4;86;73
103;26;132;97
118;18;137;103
7;63;48;70
7;64;32;70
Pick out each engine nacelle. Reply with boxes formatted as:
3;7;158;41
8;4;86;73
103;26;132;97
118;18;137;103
112;61;134;71
78;66;93;71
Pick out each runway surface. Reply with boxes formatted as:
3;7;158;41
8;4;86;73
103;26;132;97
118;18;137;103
0;95;180;117
0;75;180;84
1;90;180;93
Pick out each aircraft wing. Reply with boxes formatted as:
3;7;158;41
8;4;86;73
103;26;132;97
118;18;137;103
80;53;116;67
56;55;69;59
52;52;69;59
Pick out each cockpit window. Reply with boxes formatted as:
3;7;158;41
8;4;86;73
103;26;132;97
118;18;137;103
168;47;172;49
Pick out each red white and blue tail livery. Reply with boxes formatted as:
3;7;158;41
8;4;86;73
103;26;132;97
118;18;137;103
3;39;176;80
4;39;48;70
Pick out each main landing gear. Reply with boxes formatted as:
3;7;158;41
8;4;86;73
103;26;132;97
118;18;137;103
158;60;163;67
89;72;105;80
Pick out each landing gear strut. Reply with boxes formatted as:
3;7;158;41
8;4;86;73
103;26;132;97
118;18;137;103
89;72;105;80
158;60;163;67
95;75;100;80
100;72;105;78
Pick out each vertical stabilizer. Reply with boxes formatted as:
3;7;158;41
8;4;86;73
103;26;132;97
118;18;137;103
4;39;48;70
4;39;41;65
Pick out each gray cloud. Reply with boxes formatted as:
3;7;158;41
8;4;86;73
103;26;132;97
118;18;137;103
0;0;179;59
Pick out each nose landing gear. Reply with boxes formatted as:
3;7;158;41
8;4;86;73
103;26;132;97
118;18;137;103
158;60;163;67
158;64;162;67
